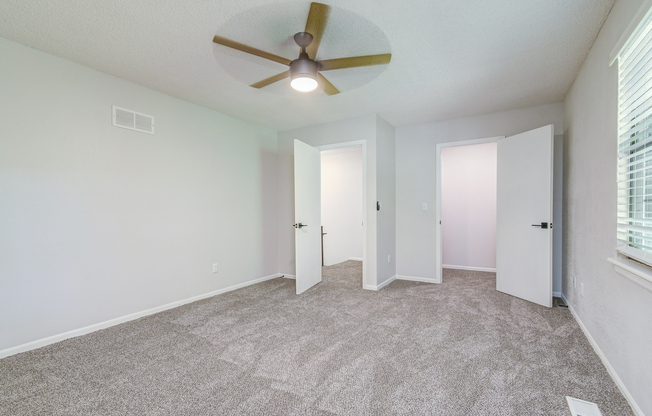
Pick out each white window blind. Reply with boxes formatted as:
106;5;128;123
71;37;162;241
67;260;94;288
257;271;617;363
617;10;652;265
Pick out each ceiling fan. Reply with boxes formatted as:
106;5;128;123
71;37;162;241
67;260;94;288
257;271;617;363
212;2;391;95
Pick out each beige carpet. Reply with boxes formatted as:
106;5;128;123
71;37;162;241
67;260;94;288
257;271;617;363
0;261;633;415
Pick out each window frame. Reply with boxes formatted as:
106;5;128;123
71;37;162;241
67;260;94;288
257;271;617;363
615;5;652;266
609;0;652;292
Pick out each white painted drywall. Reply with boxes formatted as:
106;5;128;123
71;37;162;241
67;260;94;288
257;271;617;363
395;102;564;286
553;133;564;296
321;146;363;266
376;116;397;285
0;38;278;352
441;142;497;270
563;0;652;413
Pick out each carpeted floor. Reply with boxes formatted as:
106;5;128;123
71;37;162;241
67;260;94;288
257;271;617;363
0;261;633;415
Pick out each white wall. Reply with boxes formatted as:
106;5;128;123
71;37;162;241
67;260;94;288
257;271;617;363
0;38;279;352
321;147;363;265
441;142;497;271
376;116;396;285
395;102;564;283
553;133;564;296
563;0;652;413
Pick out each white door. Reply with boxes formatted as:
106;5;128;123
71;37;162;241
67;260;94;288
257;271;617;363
496;125;553;307
294;139;322;294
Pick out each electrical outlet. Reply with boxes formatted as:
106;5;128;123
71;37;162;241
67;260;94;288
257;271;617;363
422;203;428;211
212;263;218;273
581;283;584;297
388;255;391;264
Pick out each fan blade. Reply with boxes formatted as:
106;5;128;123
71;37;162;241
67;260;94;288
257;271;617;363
213;35;291;66
250;71;291;89
319;54;392;71
318;73;339;95
304;2;330;60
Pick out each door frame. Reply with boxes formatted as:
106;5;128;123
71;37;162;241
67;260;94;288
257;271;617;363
435;136;504;284
316;140;367;288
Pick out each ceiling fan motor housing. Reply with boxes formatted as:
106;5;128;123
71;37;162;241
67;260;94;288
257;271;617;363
290;53;319;82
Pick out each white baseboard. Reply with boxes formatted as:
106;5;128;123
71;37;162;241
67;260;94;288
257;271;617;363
396;275;440;284
348;257;363;262
553;291;562;298
364;275;396;291
443;264;497;272
565;297;644;416
0;273;283;360
280;274;295;280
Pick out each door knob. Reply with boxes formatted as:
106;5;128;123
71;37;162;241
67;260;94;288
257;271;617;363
293;223;307;228
531;222;549;229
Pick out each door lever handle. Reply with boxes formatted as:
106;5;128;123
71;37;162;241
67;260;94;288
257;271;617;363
532;222;549;229
293;223;307;228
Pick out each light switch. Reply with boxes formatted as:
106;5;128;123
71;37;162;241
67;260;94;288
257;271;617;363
422;203;428;211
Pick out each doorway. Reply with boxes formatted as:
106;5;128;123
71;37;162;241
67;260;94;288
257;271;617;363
317;142;366;288
435;126;555;308
436;136;503;284
440;142;498;276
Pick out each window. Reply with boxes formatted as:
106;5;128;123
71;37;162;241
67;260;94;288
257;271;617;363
616;8;652;267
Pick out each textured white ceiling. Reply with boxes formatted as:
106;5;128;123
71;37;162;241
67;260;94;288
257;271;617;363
0;0;615;132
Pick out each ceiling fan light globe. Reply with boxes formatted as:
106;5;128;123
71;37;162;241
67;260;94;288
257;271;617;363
291;76;318;92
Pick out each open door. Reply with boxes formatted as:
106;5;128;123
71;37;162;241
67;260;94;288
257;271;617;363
294;139;322;294
496;125;553;307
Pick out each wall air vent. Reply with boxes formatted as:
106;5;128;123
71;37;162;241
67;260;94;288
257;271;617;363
112;106;154;134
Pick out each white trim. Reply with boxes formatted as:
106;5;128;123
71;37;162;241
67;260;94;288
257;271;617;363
553;291;562;298
607;257;652;292
378;275;396;290
364;275;395;291
320;146;361;155
0;273;283;359
396;275;440;284
435;136;505;284
566;300;644;416
315;140;366;151
442;264;497;273
561;291;569;305
281;274;296;280
616;242;652;270
315;140;369;289
610;0;652;65
348;257;363;261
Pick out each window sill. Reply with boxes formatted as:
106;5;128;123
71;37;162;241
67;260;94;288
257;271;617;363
607;257;652;292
